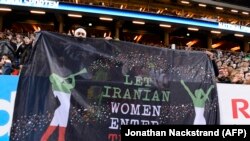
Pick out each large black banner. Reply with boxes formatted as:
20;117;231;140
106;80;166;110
10;31;219;141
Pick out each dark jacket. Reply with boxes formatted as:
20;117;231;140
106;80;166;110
2;62;13;75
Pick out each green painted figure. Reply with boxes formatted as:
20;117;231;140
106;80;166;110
181;80;214;125
41;68;87;141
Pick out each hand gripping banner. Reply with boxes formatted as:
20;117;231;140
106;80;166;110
10;31;219;141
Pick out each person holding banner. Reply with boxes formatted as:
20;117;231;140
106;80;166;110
73;26;112;40
41;68;87;141
205;50;219;77
73;26;87;38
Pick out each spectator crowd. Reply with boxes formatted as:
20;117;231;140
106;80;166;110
0;30;34;75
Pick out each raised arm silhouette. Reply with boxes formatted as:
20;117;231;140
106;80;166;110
180;80;214;125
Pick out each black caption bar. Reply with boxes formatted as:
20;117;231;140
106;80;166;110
121;125;250;140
